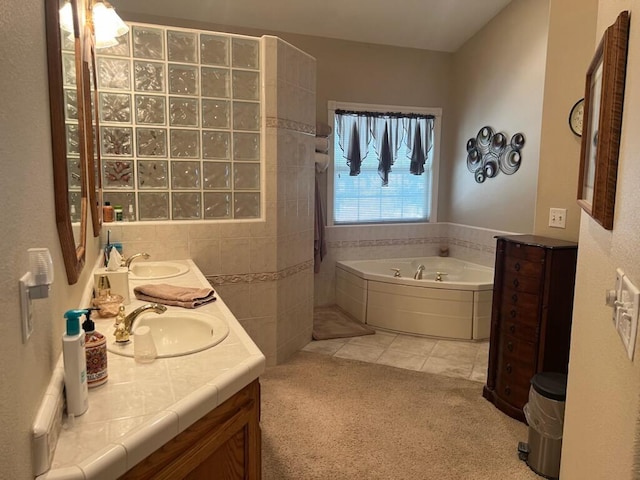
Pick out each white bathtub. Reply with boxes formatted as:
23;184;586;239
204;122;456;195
335;257;494;340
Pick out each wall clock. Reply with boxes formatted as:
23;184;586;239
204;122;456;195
569;98;584;137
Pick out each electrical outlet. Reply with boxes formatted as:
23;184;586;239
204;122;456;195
549;208;567;228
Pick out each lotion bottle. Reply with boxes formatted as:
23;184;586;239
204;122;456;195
63;309;89;416
82;309;108;388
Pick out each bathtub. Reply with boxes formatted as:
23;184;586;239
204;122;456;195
335;257;494;340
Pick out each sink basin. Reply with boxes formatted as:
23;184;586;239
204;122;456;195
129;261;189;280
108;311;229;358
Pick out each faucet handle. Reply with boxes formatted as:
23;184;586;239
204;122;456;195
390;268;401;277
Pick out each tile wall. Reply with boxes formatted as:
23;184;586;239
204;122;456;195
102;35;316;366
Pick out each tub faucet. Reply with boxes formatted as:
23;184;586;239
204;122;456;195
435;271;448;282
414;265;425;280
123;252;150;269
116;303;167;342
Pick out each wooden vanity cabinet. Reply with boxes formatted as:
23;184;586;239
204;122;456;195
482;235;577;422
120;379;261;480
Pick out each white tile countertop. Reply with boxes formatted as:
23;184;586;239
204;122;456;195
36;259;265;479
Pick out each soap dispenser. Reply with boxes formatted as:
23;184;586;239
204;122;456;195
62;309;89;416
82;308;108;388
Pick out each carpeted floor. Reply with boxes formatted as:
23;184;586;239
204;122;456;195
260;351;540;480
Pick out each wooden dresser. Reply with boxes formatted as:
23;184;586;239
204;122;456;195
482;235;578;422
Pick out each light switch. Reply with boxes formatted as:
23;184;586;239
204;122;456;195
549;208;566;228
615;272;640;361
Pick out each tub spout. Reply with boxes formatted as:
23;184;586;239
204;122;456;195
414;265;425;280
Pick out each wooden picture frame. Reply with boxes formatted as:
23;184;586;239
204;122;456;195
577;10;630;230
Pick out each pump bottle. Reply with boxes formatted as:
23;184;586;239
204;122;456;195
82;308;108;388
63;309;89;416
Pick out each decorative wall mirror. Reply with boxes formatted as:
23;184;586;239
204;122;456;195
577;10;629;230
82;17;103;236
45;0;89;284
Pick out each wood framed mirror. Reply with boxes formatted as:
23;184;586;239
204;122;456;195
577;11;629;230
82;14;103;237
45;0;88;284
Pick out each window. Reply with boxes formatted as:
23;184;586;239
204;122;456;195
328;101;441;225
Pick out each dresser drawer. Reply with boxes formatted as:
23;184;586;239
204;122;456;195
497;356;535;382
501;318;538;342
501;289;539;309
496;374;531;409
504;241;546;262
504;256;544;278
500;300;539;328
498;333;537;365
502;271;542;295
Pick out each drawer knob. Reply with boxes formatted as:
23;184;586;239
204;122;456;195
512;294;518;302
506;363;513;374
513;278;519;288
509;324;516;334
507;341;514;352
510;310;516;318
515;262;521;271
505;386;511;396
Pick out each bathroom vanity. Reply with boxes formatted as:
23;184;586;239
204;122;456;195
483;235;577;422
34;260;265;479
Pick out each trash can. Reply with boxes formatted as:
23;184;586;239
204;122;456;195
519;372;567;479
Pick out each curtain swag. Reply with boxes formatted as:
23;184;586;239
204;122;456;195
335;110;434;185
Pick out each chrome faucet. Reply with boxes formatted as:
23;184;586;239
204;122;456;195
118;303;167;341
390;268;401;278
414;265;425;280
435;271;448;282
123;252;150;269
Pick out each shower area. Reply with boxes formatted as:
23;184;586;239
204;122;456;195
94;24;317;365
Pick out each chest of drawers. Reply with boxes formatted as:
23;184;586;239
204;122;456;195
482;235;577;422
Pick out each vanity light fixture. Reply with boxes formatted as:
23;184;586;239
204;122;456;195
91;0;129;49
59;1;74;33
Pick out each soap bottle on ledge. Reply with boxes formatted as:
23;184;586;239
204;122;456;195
62;309;89;416
82;308;108;388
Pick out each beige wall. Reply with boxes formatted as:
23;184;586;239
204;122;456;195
561;1;640;478
0;0;101;477
534;0;598;241
444;0;549;232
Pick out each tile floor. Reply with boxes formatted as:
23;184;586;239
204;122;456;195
302;330;489;384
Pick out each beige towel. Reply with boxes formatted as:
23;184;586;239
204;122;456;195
133;283;216;308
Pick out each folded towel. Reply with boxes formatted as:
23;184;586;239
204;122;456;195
315;152;330;173
133;283;216;309
316;121;332;137
315;136;330;153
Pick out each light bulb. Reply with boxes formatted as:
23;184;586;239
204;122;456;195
59;1;74;33
92;1;129;49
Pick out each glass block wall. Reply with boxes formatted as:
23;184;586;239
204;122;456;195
96;23;262;221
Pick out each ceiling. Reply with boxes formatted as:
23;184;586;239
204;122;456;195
110;0;513;52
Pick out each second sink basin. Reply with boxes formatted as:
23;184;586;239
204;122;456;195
108;311;229;358
129;261;189;280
